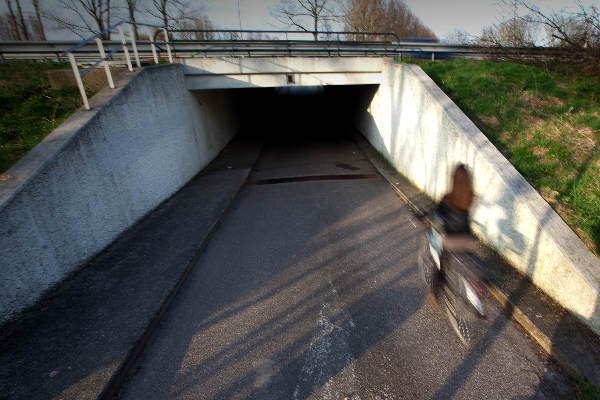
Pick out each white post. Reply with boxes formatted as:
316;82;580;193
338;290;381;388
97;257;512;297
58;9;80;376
431;52;435;62
163;28;173;63
117;25;133;71
95;37;115;88
128;23;141;68
68;53;90;110
149;32;159;64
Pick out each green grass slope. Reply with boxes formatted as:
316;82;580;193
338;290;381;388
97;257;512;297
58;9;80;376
0;62;84;174
416;59;600;256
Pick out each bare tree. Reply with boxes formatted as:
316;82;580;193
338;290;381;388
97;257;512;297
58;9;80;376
1;0;46;41
124;0;139;39
0;13;16;40
581;5;600;48
14;0;30;40
174;14;214;40
47;0;114;39
106;0;111;32
4;0;21;40
341;0;384;40
246;31;271;40
147;0;189;29
27;14;44;40
478;18;536;47
519;1;600;50
446;28;474;44
32;0;46;40
342;0;436;40
385;0;436;39
271;0;341;40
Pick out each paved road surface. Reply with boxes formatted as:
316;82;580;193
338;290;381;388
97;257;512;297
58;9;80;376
119;133;573;399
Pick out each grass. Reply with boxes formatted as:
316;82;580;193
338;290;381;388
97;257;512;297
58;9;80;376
576;376;600;400
411;59;600;256
0;62;88;174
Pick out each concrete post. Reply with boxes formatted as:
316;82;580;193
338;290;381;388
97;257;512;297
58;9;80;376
128;23;141;68
163;28;173;64
117;25;133;71
95;38;115;88
149;33;159;64
68;53;90;110
117;25;133;72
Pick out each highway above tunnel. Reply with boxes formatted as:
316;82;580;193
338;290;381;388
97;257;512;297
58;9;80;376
117;130;573;400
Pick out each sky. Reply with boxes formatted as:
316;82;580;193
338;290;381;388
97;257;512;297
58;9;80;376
202;0;596;41
203;0;504;38
1;0;596;41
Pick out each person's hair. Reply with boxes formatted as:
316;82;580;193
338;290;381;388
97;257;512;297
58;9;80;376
443;164;474;212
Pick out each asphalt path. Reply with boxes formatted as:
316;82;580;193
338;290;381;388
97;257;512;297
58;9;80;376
119;134;573;399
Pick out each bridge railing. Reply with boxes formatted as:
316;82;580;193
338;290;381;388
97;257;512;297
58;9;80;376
57;25;415;110
33;24;587;110
63;20;173;110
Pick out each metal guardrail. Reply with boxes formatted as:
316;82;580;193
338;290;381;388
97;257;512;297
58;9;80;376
1;38;585;61
0;39;479;63
1;24;457;110
2;23;589;110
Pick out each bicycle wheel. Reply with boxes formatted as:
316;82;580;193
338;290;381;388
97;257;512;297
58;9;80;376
441;286;475;346
418;236;437;289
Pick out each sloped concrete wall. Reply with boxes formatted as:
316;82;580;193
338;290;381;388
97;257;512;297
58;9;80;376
356;61;600;335
0;64;239;324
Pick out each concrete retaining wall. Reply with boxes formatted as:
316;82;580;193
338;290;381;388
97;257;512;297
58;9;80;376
356;61;600;335
0;64;239;324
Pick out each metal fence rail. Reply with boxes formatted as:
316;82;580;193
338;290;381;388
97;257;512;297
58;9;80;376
0;40;477;61
60;20;172;110
1;38;587;62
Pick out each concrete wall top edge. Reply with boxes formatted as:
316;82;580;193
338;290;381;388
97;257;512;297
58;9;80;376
183;57;384;75
183;57;384;91
389;61;600;290
185;73;382;90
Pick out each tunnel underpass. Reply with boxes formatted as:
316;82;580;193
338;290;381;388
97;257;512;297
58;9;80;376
114;86;567;400
0;64;579;400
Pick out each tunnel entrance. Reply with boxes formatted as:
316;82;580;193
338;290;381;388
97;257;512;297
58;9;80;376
194;84;379;143
206;84;382;184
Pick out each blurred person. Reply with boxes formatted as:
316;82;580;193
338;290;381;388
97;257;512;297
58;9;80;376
427;164;476;311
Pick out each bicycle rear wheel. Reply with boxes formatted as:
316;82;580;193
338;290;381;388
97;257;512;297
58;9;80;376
418;236;438;289
441;287;475;346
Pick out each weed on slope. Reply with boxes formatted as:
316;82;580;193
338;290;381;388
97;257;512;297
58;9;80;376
0;62;86;173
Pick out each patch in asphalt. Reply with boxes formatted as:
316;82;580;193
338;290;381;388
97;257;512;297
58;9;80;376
335;163;361;171
250;174;378;185
293;302;356;400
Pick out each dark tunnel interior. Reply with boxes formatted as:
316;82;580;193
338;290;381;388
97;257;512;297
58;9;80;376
235;84;379;142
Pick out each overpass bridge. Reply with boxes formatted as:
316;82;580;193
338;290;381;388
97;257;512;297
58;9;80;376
1;26;599;399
